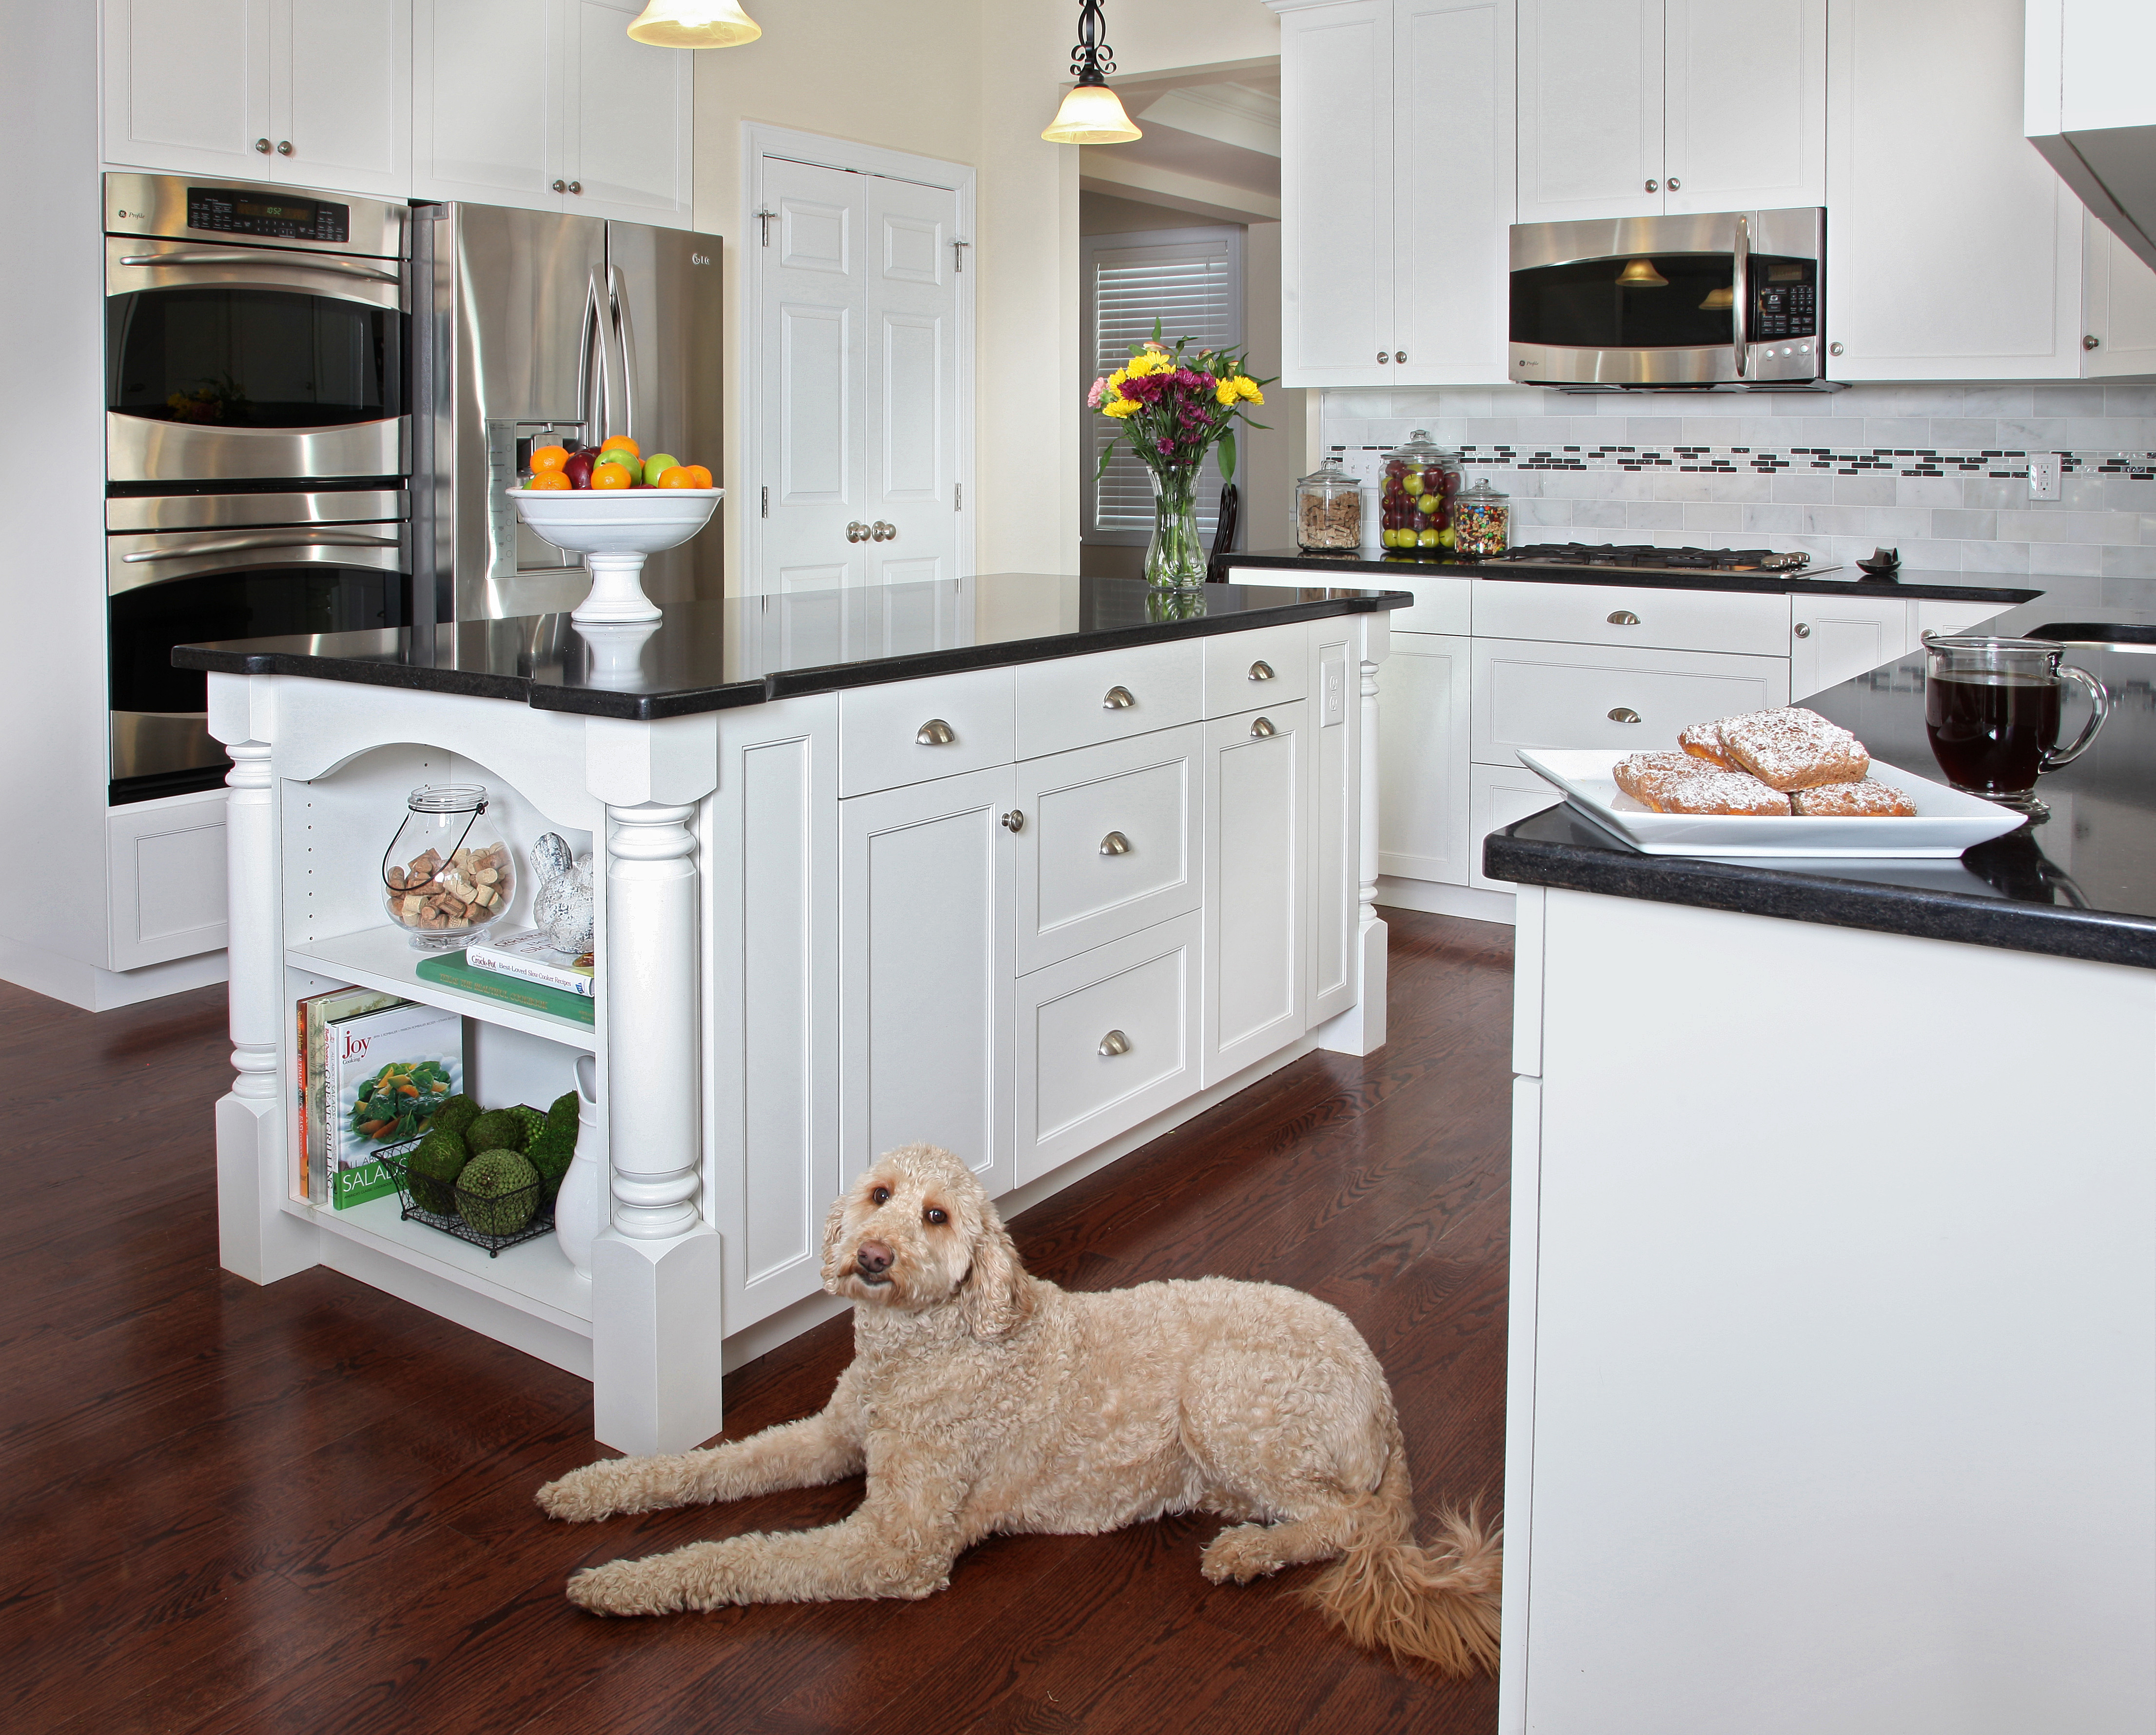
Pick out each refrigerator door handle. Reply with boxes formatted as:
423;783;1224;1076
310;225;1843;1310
608;264;636;444
580;267;611;442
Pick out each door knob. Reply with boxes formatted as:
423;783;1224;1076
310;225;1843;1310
1607;610;1641;626
1098;1029;1131;1057
846;521;870;542
1829;342;1844;356
1099;831;1132;856
1794;622;1812;639
255;138;272;153
1645;178;1659;192
1666;176;1680;191
872;521;896;541
1394;351;1407;363
1102;685;1136;710
2084;334;2101;351
1250;716;1277;738
915;719;955;745
1608;707;1642;724
277;140;293;156
1248;660;1275;682
1000;809;1025;832
568;181;582;195
1377;352;1390;364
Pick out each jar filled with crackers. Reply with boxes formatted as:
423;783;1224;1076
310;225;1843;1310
1450;476;1510;558
380;784;516;951
1294;454;1363;552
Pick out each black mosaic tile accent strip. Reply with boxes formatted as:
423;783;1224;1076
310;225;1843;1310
1358;444;2156;483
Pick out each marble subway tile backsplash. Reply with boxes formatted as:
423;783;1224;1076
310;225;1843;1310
1320;383;2156;577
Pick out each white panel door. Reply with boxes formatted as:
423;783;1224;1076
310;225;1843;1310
412;0;558;207
762;158;868;592
276;0;410;197
1278;0;1393;384
839;765;1016;1197
1379;632;1474;887
2083;216;2156;377
1516;0;1666;223
1663;0;1824;214
566;0;693;224
864;175;961;584
1394;0;1516;385
104;0;273;178
1204;702;1310;1086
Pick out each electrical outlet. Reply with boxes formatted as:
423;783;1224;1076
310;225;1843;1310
2028;454;2062;500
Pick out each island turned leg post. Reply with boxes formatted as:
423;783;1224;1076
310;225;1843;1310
1318;655;1388;1057
591;797;725;1457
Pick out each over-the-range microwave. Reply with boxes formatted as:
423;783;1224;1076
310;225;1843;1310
1509;207;1834;391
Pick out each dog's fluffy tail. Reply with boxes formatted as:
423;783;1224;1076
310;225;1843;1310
1299;1455;1502;1676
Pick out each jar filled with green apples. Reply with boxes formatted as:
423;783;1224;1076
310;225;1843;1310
1378;430;1461;551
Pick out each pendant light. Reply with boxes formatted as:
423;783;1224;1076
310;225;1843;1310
1043;0;1141;145
626;0;760;49
1698;286;1735;310
1616;257;1669;288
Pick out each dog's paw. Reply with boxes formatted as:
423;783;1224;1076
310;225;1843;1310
566;1557;685;1616
537;1459;647;1522
1201;1522;1286;1584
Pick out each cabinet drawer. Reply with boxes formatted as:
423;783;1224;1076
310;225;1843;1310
1390;574;1473;635
838;666;1015;797
1473;579;1792;656
1016;640;1202;760
1015;912;1201;1186
1203;623;1309;715
1470;637;1791;767
1015;726;1202;974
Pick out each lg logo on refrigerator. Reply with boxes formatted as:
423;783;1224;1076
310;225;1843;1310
691;253;711;265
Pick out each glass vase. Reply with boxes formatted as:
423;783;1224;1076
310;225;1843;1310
1146;466;1209;587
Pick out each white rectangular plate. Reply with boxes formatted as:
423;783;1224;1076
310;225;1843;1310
1516;749;2026;858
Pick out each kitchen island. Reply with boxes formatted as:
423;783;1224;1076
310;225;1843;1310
1484;587;2156;1733
177;573;1408;1456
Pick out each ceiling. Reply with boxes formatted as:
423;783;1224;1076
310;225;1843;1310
1079;64;1281;223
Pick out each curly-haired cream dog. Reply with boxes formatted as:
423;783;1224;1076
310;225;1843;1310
538;1143;1500;1673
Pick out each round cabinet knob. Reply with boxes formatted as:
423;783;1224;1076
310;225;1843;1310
1829;341;1844;356
1607;610;1641;626
255;138;272;153
276;140;293;156
1248;660;1275;682
1394;351;1406;363
1608;707;1642;724
1098;830;1132;856
1098;1029;1131;1058
1645;178;1659;192
552;179;568;192
1376;352;1390;364
1000;809;1025;832
1666;176;1680;191
2084;334;2101;351
568;181;583;195
915;718;955;746
1250;716;1277;738
1794;622;1813;639
1101;685;1136;710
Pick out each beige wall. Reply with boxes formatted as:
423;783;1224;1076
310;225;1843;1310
1110;0;1281;77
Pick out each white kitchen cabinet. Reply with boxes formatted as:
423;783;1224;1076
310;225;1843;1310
104;0;411;197
414;0;691;225
106;789;230;971
1273;0;1515;388
1788;595;1912;701
1307;626;1363;1029
1470;637;1791;767
2081;217;2156;377
1379;633;1473;887
839;765;1017;1199
1913;597;2012;641
1516;0;1823;223
1204;702;1311;1086
1469;761;1562;891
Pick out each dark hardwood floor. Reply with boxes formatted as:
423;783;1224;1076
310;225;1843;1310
0;908;1512;1734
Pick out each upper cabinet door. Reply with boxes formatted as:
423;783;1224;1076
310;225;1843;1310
275;0;411;197
413;0;559;207
1663;0;1823;214
1516;0;1665;223
1393;0;1516;384
1278;0;1394;384
565;0;693;225
104;0;274;178
2082;214;2156;377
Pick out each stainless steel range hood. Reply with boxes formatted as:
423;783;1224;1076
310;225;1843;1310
2026;0;2156;274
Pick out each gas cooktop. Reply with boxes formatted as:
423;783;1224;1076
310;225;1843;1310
1488;543;1836;575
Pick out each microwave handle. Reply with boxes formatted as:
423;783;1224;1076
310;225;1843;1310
1732;215;1749;380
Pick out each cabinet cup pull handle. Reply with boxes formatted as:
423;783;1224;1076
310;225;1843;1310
1102;685;1136;710
1794;622;1812;639
1607;610;1641;626
1000;809;1025;832
915;719;955;745
1099;831;1132;856
1248;659;1275;681
1608;708;1642;724
1250;716;1277;738
1098;1029;1131;1057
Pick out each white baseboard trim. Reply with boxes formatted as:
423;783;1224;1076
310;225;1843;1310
1378;875;1516;926
0;932;229;1011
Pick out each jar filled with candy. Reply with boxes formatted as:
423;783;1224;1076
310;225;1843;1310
1450;477;1511;558
1378;431;1461;551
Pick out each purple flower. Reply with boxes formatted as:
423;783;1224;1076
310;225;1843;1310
1156;437;1176;455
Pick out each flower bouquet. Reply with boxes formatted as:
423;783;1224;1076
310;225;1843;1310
1089;325;1269;587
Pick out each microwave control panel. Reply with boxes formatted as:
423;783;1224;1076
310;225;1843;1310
1751;261;1816;340
186;188;350;244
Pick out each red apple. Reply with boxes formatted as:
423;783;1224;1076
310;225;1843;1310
564;451;595;489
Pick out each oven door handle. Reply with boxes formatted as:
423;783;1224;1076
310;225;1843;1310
1732;215;1750;380
120;531;403;562
117;250;402;284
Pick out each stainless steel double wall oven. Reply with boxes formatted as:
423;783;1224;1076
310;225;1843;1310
103;172;411;804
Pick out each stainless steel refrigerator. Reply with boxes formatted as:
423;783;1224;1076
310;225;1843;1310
412;203;723;623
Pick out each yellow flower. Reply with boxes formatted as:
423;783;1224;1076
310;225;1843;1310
1236;376;1264;404
1103;397;1139;418
1215;379;1240;407
1124;352;1170;377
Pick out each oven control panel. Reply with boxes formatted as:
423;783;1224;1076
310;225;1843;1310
187;188;349;243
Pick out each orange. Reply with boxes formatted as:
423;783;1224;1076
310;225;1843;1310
590;462;632;490
657;466;696;488
685;464;713;489
599;435;641;459
529;445;569;473
524;470;571;491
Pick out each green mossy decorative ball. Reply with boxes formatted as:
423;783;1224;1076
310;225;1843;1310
432;1094;482;1140
405;1126;470;1215
510;1104;549;1149
456;1148;539;1237
465;1108;527;1156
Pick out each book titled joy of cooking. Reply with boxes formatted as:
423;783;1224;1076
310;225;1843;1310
326;1002;463;1210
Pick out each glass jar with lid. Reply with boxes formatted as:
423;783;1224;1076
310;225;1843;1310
1295;453;1363;552
1450;476;1511;558
380;783;517;951
1378;430;1462;550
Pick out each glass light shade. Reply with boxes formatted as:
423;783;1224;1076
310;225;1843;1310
627;0;760;47
1698;285;1735;310
1042;82;1141;144
1616;257;1669;288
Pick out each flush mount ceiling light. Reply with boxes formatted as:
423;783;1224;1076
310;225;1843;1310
1616;257;1669;288
626;0;760;48
1043;0;1141;145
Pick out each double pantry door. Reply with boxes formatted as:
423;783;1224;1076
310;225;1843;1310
757;155;964;592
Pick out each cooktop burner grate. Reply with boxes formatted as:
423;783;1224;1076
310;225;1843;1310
1493;543;1817;572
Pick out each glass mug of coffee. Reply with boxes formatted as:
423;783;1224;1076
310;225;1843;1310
1921;632;2109;816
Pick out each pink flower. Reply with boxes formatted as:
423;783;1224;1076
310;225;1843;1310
1086;376;1108;408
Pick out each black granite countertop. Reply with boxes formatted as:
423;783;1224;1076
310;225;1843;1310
1485;571;2156;968
173;572;1411;721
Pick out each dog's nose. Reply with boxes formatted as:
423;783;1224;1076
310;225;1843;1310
855;1241;893;1277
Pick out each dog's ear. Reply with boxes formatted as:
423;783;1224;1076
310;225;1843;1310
819;1186;853;1286
959;1214;1035;1340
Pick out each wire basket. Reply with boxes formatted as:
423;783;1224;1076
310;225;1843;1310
380;1151;556;1257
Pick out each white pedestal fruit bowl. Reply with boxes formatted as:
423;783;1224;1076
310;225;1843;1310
506;486;723;623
